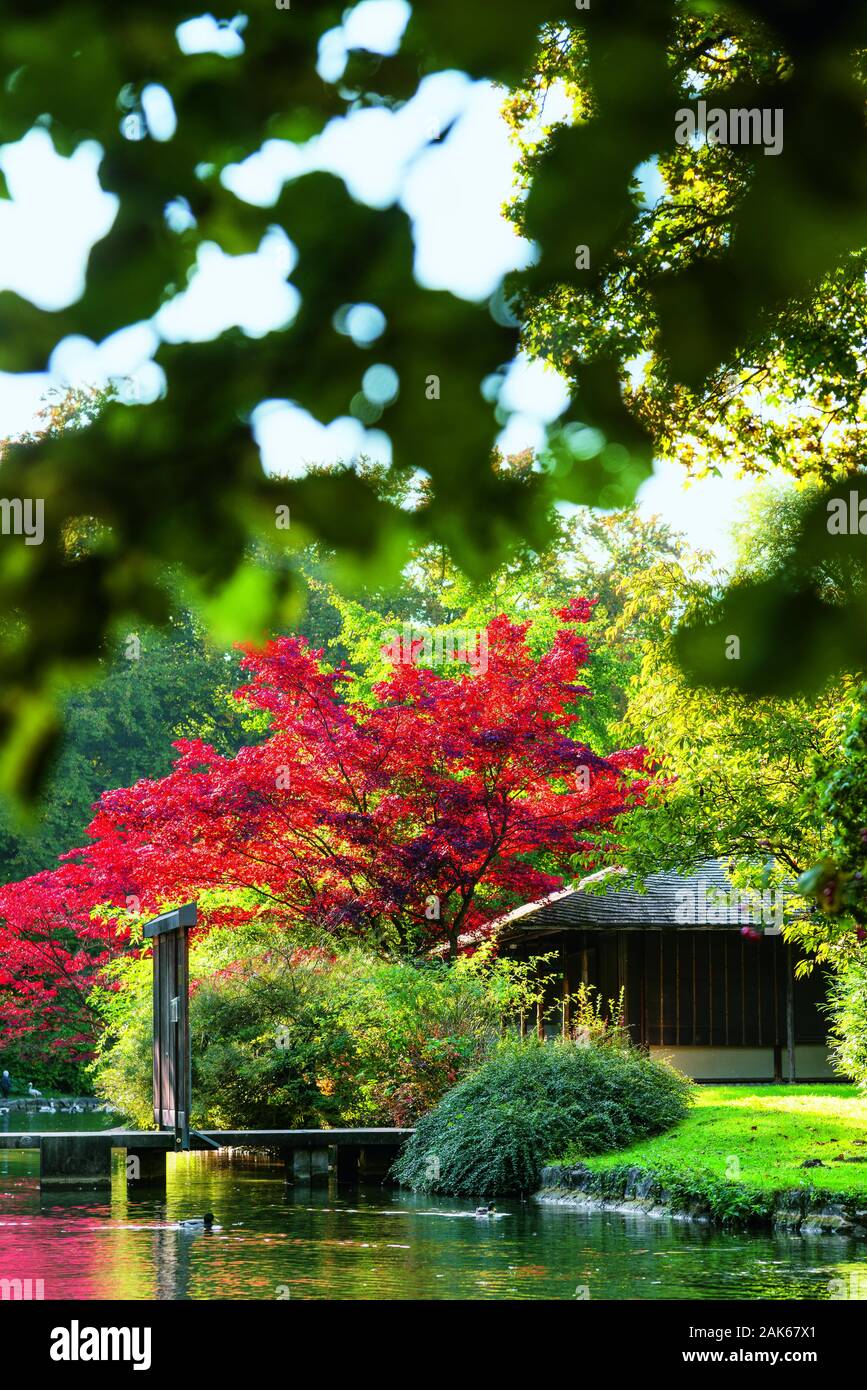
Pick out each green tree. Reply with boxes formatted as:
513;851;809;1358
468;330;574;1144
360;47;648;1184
609;498;859;906
0;607;247;882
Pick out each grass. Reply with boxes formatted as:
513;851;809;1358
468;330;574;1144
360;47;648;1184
572;1085;867;1197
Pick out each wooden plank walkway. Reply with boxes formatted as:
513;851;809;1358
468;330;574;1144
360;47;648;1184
0;1127;415;1187
0;1127;413;1150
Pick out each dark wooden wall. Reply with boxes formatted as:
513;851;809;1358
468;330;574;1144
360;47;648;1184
515;929;827;1048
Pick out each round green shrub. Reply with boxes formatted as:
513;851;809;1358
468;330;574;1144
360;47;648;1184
392;1037;693;1197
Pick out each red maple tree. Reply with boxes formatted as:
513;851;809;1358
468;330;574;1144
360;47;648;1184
0;862;120;1065
0;601;649;1056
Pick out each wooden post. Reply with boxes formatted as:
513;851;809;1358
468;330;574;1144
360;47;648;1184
618;933;628;1034
561;946;569;1039
292;1150;312;1183
336;1145;361;1183
310;1148;330;1185
786;941;796;1084
144;903;196;1151
126;1147;167;1188
41;1136;112;1189
359;1146;395;1183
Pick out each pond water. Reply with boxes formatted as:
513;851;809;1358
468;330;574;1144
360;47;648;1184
1;1114;866;1300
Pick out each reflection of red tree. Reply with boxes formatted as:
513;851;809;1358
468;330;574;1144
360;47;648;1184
0;603;650;1059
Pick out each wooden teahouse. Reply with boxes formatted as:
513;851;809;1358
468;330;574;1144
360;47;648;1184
496;860;833;1082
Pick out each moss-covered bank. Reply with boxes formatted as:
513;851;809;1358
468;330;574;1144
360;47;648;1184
535;1160;867;1235
537;1085;867;1233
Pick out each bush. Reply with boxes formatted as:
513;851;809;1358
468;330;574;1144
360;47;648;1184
392;1037;693;1197
89;927;550;1127
826;957;867;1087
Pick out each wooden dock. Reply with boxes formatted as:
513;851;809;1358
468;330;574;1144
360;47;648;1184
0;1128;414;1189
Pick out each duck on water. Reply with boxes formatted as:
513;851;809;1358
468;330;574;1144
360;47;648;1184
178;1213;217;1231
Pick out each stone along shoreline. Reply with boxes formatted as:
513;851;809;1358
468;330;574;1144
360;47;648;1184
535;1162;867;1237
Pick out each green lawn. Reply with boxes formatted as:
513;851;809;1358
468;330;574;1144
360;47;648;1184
580;1085;867;1197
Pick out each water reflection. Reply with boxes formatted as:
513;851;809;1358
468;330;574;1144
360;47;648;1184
1;1141;866;1299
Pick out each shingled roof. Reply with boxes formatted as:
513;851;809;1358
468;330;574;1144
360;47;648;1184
495;859;794;938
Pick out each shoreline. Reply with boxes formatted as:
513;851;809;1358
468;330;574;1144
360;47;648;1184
535;1162;867;1237
0;1097;106;1113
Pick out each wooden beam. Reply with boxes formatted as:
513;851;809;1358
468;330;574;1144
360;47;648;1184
658;932;664;1046
708;933;714;1044
146;902;196;1152
561;945;569;1038
692;935;697;1046
724;934;730;1046
617;933;628;1034
786;941;796;1083
0;1127;415;1152
741;934;747;1045
675;933;680;1046
143;902;197;939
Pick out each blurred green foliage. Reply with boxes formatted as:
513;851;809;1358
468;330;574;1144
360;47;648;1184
3;1;867;794
511;4;867;694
